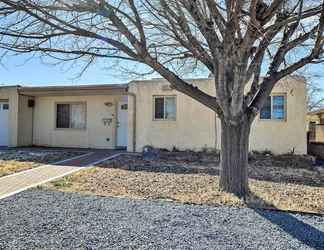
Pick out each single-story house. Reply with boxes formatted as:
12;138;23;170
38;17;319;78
307;108;324;142
0;75;307;154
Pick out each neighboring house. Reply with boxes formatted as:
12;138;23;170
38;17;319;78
307;108;324;142
0;75;307;154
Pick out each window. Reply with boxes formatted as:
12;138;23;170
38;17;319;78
260;96;271;119
153;96;176;120
121;104;128;110
2;104;9;110
56;103;86;129
260;95;286;120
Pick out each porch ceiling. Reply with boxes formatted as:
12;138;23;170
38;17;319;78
18;84;128;97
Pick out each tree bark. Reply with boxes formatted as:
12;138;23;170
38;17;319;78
219;118;251;197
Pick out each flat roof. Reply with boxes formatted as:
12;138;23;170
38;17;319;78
19;83;127;91
0;85;20;89
18;84;128;96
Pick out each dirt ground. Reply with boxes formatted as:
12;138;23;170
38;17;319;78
46;151;324;215
0;149;84;177
103;152;324;187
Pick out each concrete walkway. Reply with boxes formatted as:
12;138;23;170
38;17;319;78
0;150;122;200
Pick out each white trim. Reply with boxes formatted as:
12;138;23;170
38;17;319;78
0;152;123;200
259;94;286;121
117;101;128;148
0;167;84;200
153;95;177;121
55;102;87;130
0;152;93;181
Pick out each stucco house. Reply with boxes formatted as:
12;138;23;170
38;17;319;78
308;108;324;142
0;75;307;154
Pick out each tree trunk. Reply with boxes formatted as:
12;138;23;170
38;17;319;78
219;119;251;197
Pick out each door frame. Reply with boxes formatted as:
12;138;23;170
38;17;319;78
116;100;128;149
0;100;10;146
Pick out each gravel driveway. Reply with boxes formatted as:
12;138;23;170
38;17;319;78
0;189;323;250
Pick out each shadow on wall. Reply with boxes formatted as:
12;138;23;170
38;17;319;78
248;192;324;250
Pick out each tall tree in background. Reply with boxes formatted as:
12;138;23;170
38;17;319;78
307;79;324;111
0;0;323;197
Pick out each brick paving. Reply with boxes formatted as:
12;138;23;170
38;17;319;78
0;150;122;200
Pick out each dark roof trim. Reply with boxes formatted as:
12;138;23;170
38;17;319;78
18;84;128;97
18;83;128;92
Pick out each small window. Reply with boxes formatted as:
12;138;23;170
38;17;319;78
121;104;128;110
260;95;286;120
56;103;86;129
2;104;9;110
153;96;176;120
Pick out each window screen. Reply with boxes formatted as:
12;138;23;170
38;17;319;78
56;104;70;128
154;97;164;119
260;96;271;119
154;96;176;120
56;103;86;129
272;96;285;120
260;95;285;120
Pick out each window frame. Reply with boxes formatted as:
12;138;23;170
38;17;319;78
259;93;287;121
2;103;9;110
55;102;87;130
153;95;177;121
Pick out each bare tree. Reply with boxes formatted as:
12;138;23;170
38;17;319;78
306;78;324;111
0;0;323;197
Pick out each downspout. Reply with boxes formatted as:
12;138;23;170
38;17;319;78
127;90;137;152
215;111;217;150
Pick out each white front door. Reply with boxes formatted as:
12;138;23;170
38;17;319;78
0;102;9;146
117;101;128;147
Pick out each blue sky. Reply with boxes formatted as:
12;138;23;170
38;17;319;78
0;54;130;86
0;53;323;95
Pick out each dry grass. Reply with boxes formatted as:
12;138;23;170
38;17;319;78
0;150;83;177
46;167;324;215
0;160;35;177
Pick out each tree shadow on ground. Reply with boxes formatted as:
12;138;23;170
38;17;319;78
247;192;324;249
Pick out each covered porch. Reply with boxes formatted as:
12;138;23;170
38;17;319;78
2;84;129;149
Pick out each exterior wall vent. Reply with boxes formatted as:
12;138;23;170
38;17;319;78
161;85;173;91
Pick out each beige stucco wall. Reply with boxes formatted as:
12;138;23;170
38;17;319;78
128;79;217;152
0;87;19;147
249;76;307;154
128;76;307;154
33;95;125;149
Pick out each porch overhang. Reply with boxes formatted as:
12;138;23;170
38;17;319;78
18;84;128;97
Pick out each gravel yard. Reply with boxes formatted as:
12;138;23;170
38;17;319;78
0;149;85;177
104;152;324;187
0;188;323;250
47;152;324;215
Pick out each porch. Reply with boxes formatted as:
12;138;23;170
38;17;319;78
0;84;129;150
